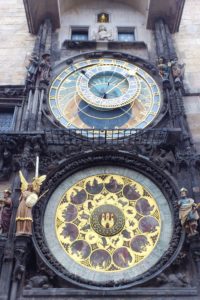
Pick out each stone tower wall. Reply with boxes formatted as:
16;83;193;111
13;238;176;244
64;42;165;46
174;0;200;151
0;0;35;85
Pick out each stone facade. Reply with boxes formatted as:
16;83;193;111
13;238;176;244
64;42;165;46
174;0;200;150
175;0;200;93
1;1;200;299
0;0;35;85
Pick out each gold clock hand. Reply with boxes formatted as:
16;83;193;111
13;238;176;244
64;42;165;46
103;70;136;98
104;77;127;97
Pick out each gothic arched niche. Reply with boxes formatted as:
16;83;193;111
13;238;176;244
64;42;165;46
97;12;109;23
33;152;183;290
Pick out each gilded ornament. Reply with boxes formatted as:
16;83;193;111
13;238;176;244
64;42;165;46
55;174;161;272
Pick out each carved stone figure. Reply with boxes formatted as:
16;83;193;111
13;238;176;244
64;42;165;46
0;189;12;234
156;272;189;287
96;25;112;41
157;57;170;85
152;148;176;174
16;171;46;236
178;187;200;237
26;53;39;84
39;52;51;85
25;275;51;289
171;60;185;88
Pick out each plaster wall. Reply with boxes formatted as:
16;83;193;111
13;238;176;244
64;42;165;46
174;0;200;151
0;0;35;85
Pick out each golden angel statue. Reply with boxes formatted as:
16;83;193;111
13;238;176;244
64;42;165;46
16;171;46;236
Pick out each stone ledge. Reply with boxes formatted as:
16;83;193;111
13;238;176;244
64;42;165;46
22;287;198;298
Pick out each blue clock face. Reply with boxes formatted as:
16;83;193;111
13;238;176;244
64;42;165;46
88;71;129;99
49;58;162;136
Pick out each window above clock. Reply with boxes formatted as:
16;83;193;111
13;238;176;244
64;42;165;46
117;27;135;42
71;27;89;41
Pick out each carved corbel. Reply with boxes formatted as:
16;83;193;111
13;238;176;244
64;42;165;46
13;236;31;281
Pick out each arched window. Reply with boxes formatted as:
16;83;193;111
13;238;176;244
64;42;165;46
97;12;109;23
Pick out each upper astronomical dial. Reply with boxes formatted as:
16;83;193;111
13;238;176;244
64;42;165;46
49;58;162;134
77;65;140;110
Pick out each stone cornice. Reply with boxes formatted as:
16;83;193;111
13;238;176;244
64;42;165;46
23;0;185;35
147;0;185;33
23;0;60;34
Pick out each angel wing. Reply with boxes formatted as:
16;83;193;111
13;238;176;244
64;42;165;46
19;170;28;192
32;175;47;194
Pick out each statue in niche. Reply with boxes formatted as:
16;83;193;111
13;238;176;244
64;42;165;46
96;25;113;41
39;52;51;85
0;189;12;234
97;12;109;23
26;53;39;84
178;187;200;237
157;57;170;85
171;60;185;88
16;171;46;236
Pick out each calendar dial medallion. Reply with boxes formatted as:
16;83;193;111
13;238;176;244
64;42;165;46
55;174;161;272
42;165;175;287
49;57;162;136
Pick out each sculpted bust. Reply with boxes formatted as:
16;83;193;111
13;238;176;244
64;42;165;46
96;25;113;41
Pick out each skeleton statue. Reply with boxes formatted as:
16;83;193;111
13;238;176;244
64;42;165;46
171;60;185;88
16;171;46;236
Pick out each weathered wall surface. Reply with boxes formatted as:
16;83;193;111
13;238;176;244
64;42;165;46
0;0;35;85
174;0;200;93
174;0;200;151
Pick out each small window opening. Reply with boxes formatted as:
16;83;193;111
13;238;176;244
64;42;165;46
71;27;89;41
118;27;135;42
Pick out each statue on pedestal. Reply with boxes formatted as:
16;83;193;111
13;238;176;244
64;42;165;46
0;189;12;234
178;187;200;237
16;171;46;236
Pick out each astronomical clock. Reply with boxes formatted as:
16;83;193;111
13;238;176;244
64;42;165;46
48;57;162;136
33;53;181;290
